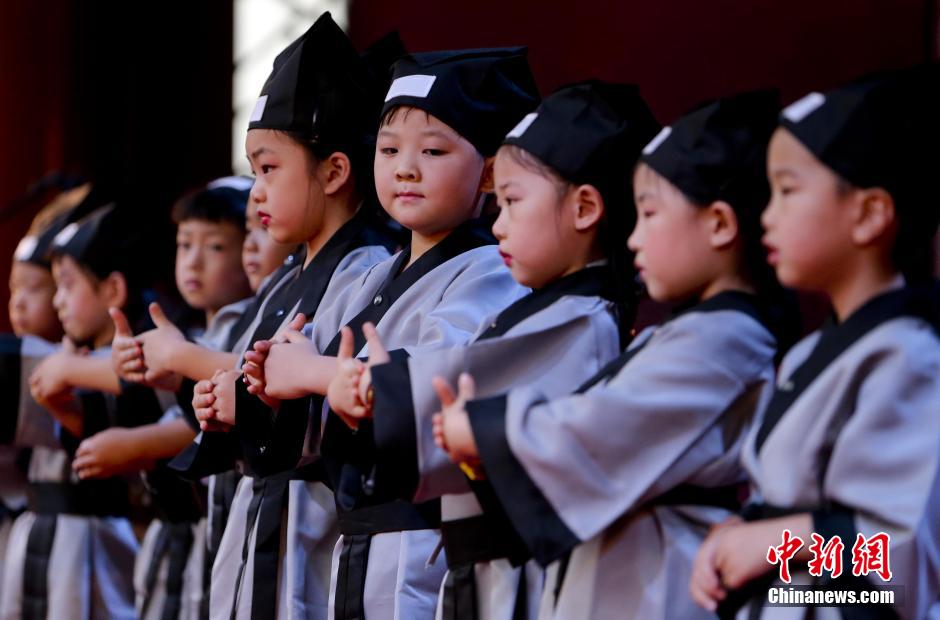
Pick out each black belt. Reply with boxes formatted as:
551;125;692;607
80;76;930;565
654;483;743;512
337;498;440;536
27;481;130;517
439;514;531;620
334;499;441;620
230;462;327;620
440;514;530;569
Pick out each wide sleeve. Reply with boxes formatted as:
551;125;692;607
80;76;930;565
815;321;940;618
470;314;774;565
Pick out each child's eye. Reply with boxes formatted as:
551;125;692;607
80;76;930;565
260;165;274;174
177;241;192;251
641;210;655;218
779;186;795;196
423;148;445;156
210;244;225;252
379;147;397;155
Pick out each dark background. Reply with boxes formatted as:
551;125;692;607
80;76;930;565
2;0;936;330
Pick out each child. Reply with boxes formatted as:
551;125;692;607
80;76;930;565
71;177;254;620
0;186;85;607
215;47;540;619
179;14;398;620
433;90;788;619
325;80;660;619
690;71;940;620
241;191;295;295
2;197;159;620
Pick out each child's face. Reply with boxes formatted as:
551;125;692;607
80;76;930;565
51;255;114;346
491;150;579;288
243;199;294;292
763;128;857;292
246;129;325;245
8;261;62;341
375;107;486;237
628;164;717;302
176;219;251;312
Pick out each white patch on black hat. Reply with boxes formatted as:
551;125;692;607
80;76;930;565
642;126;672;155
782;92;825;123
249;95;268;123
53;223;79;248
506;113;538;139
385;75;436;102
208;176;254;191
14;236;38;261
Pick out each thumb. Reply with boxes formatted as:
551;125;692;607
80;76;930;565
456;372;476;404
432;376;457;409
287;312;306;332
363;323;389;366
148;302;172;328
109;307;133;337
337;326;354;360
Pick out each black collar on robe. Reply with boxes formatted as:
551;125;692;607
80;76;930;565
319;217;495;510
754;284;939;453
475;265;611;341
232;207;381;353
321;216;496;357
575;289;766;394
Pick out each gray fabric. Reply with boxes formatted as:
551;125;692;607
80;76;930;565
134;518;207;620
400;294;619;620
740;316;940;620
0;512;139;620
499;308;776;619
196;297;254;352
298;245;527;619
14;336;61;449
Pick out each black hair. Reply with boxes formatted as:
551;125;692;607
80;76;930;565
171;186;249;230
646;159;802;359
277;130;379;212
500;143;640;348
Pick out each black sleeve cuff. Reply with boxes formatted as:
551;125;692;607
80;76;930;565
168;430;242;480
371;359;420;500
176;378;200;432
0;335;22;444
115;381;164;427
469;394;580;566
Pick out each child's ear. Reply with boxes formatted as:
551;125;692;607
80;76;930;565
852;187;896;246
477;157;496;194
321;151;353;195
705;200;739;249
101;272;128;311
572;185;605;232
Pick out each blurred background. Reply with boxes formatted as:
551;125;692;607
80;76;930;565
2;0;937;330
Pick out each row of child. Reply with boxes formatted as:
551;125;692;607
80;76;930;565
2;11;938;620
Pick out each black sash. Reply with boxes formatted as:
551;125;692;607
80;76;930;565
475;266;610;342
324;221;493;619
755;287;930;452
140;521;195;620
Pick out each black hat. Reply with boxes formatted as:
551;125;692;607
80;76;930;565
50;198;139;281
381;47;540;156
778;69;931;201
502;81;660;186
641;89;780;206
247;12;378;148
14;211;71;269
360;30;407;100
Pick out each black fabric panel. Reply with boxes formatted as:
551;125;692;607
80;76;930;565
468;395;579;566
0;335;22;444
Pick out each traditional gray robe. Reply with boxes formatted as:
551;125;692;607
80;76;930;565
464;292;777;620
734;286;940;620
366;266;621;620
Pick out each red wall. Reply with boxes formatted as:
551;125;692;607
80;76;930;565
350;0;932;122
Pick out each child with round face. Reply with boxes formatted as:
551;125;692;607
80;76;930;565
432;91;785;620
172;184;252;323
323;81;660;620
691;72;940;620
242;194;295;292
